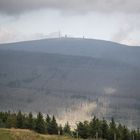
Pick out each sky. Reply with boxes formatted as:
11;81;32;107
0;0;140;46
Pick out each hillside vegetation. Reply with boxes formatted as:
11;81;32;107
0;111;140;140
0;128;76;140
0;38;140;128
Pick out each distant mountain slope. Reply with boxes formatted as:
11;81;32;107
0;38;140;67
0;38;140;128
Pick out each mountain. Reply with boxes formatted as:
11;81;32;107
0;38;140;128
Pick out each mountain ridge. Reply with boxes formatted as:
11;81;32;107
0;38;140;129
0;37;130;46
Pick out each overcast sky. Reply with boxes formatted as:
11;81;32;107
0;0;140;45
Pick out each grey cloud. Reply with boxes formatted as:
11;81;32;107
112;15;140;45
0;0;140;15
112;26;133;45
0;27;19;43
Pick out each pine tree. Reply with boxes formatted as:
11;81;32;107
89;116;97;138
101;118;109;139
117;123;123;139
27;112;34;130
1;112;9;127
35;112;46;134
108;118;117;140
122;126;130;140
89;117;102;138
46;114;51;125
49;115;58;135
0;112;7;128
6;113;17;128
137;128;140;140
51;116;58;134
46;114;51;134
16;110;23;128
77;121;89;139
63;122;71;135
58;125;63;135
0;118;5;128
110;118;116;130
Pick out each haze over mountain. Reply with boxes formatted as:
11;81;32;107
0;38;140;128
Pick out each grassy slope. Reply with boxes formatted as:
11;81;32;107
0;128;76;140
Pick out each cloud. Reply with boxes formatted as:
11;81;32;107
112;25;133;45
0;27;46;43
0;0;140;15
0;27;63;43
0;27;18;43
112;15;140;46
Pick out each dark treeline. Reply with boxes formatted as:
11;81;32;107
0;111;70;135
0;111;140;140
76;117;140;140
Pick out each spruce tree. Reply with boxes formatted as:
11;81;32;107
0;118;5;128
101;118;109;139
35;112;46;134
117;123;123;139
46;114;51;134
49;115;58;134
6;113;17;128
58;125;63;135
77;121;89;139
89;116;97;138
16;110;23;128
63;122;71;135
89;117;102;138
108;118;117;140
137;128;140;140
27;112;34;130
122;126;130;140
